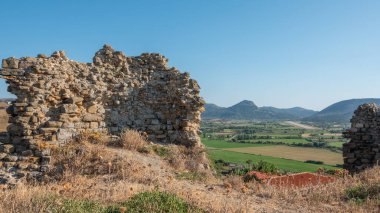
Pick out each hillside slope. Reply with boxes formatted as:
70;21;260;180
303;98;380;123
202;100;317;121
0;136;378;212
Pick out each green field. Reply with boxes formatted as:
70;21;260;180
225;146;342;165
202;139;338;172
207;149;336;172
248;138;310;144
201;120;346;173
327;142;345;148
202;138;271;148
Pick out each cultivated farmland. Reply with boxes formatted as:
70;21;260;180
225;145;342;165
201;120;347;172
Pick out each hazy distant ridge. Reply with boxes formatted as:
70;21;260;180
303;98;380;123
202;100;318;121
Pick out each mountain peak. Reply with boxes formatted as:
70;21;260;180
303;98;380;123
233;100;258;108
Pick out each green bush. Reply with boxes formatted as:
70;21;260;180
345;183;380;204
43;191;204;213
254;160;277;174
38;195;107;213
117;191;205;213
304;160;324;165
152;146;171;157
243;173;258;182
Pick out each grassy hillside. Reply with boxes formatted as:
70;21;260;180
0;129;377;212
304;98;380;123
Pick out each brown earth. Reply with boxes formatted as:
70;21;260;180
268;172;336;187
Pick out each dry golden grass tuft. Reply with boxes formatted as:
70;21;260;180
77;130;108;145
112;129;149;151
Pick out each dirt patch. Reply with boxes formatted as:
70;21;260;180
268;172;335;187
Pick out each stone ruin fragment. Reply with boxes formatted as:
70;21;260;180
0;45;204;184
343;103;380;172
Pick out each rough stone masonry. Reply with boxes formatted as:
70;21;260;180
343;103;380;172
0;45;204;184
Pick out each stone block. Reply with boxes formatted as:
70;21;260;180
21;150;33;156
87;105;97;114
40;128;58;134
90;122;99;129
83;114;102;122
1;59;9;68
0;144;15;153
60;104;79;114
47;121;63;128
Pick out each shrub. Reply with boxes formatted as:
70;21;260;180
253;160;278;174
78;130;107;145
50;141;120;178
49;198;106;213
345;183;380;204
114;129;148;151
152;145;171;157
167;145;209;173
304;160;324;165
117;191;205;213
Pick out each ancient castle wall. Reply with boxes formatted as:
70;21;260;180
0;45;204;183
343;103;380;172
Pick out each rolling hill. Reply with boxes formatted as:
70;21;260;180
202;100;317;121
303;98;380;123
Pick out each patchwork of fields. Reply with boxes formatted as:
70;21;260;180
203;139;338;172
201;120;347;173
225;146;342;165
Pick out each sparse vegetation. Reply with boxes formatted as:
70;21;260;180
0;129;378;212
345;183;380;204
305;160;324;164
118;191;205;213
115;129;149;151
201;120;346;173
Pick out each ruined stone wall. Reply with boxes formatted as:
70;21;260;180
343;103;380;172
0;45;204;183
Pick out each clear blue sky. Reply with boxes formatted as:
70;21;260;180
1;0;379;110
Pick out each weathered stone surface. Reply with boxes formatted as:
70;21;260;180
0;144;14;153
0;44;204;184
83;114;102;122
343;103;380;172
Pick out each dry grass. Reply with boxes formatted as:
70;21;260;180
112;129;149;151
77;130;108;145
0;132;379;212
254;167;380;212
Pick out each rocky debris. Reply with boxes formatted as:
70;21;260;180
0;45;204;184
343;103;380;172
